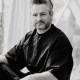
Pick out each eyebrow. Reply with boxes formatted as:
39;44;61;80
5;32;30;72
32;11;48;14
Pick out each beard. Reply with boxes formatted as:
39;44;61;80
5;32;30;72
34;21;51;30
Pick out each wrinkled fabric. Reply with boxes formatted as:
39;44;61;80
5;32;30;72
5;24;73;80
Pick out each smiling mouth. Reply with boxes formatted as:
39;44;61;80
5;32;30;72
36;22;44;26
37;23;42;26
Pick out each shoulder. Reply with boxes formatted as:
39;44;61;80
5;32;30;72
51;24;73;52
51;24;70;42
25;31;33;40
19;31;33;46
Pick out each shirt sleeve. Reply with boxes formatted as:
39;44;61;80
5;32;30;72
5;31;32;71
45;35;73;80
5;39;25;71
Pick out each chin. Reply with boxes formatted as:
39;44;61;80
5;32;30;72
36;25;45;30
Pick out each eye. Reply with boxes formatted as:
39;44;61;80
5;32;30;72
33;14;37;17
40;13;46;16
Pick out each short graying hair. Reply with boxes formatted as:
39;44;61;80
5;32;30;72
30;0;53;11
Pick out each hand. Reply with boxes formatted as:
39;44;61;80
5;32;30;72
20;74;37;80
0;55;8;64
20;71;58;80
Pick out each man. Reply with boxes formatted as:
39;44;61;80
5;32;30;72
0;0;73;80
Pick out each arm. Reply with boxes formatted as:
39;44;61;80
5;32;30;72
0;55;58;80
20;71;58;80
4;31;32;71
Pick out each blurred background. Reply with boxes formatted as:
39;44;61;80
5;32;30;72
0;0;80;80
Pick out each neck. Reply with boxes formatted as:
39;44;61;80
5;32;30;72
37;24;51;34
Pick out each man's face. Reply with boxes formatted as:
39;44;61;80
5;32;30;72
31;4;53;31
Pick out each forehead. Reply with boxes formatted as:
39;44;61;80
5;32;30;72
31;4;50;14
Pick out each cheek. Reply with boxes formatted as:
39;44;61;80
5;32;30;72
31;18;36;23
44;16;52;23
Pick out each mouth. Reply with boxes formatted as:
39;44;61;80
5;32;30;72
36;22;44;26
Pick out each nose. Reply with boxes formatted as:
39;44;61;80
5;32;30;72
37;15;42;21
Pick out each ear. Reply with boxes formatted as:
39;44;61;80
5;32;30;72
50;10;53;17
50;10;53;21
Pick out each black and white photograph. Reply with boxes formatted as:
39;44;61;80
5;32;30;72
0;0;80;80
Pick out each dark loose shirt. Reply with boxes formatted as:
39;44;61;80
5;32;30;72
5;24;73;80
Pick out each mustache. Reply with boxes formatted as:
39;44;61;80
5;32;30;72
36;21;45;24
